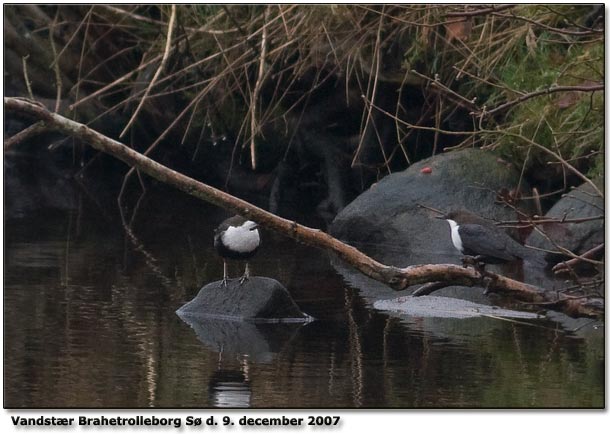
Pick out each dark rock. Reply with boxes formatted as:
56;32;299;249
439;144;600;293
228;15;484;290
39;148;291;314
330;149;533;267
177;277;311;321
329;149;545;303
527;182;604;262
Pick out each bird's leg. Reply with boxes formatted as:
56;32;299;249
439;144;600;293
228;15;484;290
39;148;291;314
473;257;487;275
461;255;494;293
482;277;493;295
239;262;251;285
482;272;499;295
220;260;229;288
462;255;487;273
461;255;478;268
474;255;487;269
470;258;497;295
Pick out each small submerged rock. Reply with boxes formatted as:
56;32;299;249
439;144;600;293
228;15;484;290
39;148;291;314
374;296;543;320
177;277;312;322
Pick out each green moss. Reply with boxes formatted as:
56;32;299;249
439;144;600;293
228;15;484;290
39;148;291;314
487;27;603;179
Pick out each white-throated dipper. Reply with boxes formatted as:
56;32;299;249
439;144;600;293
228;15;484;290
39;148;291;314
214;215;261;287
437;210;543;265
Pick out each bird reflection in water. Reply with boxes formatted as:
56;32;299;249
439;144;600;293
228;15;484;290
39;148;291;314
208;357;252;408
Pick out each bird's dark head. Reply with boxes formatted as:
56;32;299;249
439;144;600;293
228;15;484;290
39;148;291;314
435;210;484;225
216;215;259;233
435;210;460;220
228;216;258;232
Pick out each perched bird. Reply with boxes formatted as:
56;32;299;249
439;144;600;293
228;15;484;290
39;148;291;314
437;210;543;265
214;215;261;287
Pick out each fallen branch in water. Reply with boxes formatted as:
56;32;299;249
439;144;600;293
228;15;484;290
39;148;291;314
3;96;603;319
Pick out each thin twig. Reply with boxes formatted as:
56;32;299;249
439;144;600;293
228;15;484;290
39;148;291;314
412;281;447;296
365;97;475;136
249;6;270;170
50;7;93;70
498;215;604;226
553;243;605;274
352;7;384;168
493;11;604;36
4;121;49;149
69;53;164;110
21;55;34;100
478;84;604;118
446;4;515;18
408;70;477;112
49;10;62;112
120;5;177;138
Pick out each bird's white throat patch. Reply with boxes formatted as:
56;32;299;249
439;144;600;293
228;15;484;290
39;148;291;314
447;219;464;252
221;221;260;253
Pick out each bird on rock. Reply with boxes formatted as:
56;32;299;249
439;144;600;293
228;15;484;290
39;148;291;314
214;215;261;287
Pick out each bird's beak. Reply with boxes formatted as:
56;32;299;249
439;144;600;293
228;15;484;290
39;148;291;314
435;214;446;220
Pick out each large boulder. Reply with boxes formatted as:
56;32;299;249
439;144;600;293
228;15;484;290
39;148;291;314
329;149;542;302
177;277;311;321
330;149;533;267
527;182;604;262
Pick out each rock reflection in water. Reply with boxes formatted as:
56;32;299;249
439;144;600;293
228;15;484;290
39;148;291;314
177;313;307;364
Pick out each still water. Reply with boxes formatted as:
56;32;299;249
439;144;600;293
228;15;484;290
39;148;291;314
4;188;604;408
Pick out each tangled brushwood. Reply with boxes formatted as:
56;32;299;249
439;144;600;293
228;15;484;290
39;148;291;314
5;5;603;185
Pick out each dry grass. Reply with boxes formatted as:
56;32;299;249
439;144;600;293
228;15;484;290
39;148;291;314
8;5;604;185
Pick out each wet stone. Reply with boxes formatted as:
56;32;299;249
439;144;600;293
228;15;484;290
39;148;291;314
177;277;311;322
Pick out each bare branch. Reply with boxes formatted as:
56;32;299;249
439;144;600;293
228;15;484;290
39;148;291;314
410;70;479;112
553;243;605;274
477;84;604;118
445;4;515;18
249;6;270;170
49;10;62;113
493;11;604;36
21;55;34;100
4;121;49;149
498;215;604;227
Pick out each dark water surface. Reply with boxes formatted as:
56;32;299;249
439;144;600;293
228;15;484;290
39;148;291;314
4;190;604;408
